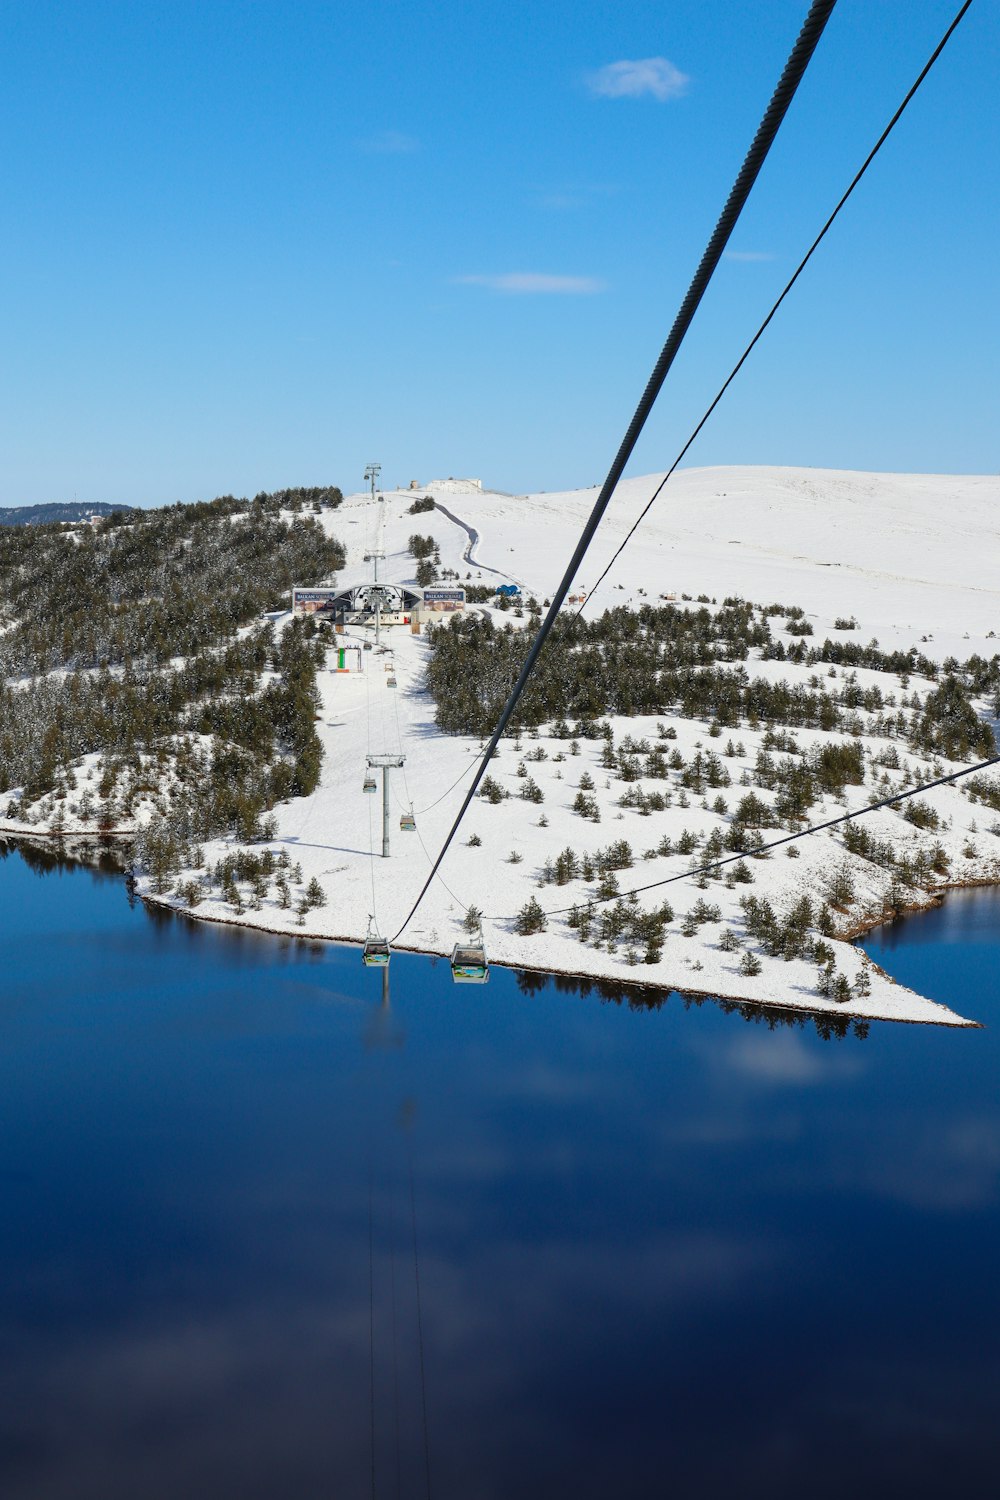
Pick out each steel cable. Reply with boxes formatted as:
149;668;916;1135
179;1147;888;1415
391;0;839;943
578;0;976;619
485;752;1000;922
390;684;472;917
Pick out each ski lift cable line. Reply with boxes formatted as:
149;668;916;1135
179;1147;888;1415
363;655;381;924
404;0;975;826
412;754;485;818
391;675;475;913
485;752;1000;922
367;794;379;921
390;0;839;943
577;0;976;621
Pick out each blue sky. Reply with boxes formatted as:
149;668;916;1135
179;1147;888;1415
1;0;996;505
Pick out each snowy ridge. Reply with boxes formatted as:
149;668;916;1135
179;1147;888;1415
5;464;999;1027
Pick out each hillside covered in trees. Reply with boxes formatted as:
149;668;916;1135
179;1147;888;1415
2;466;994;1026
0;487;345;846
426;599;998;763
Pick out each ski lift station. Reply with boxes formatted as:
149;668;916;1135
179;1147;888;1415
291;583;464;627
292;583;422;625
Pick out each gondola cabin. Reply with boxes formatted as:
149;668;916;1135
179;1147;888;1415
363;936;390;967
400;812;416;832
363;772;377;794
450;942;489;984
387;675;397;688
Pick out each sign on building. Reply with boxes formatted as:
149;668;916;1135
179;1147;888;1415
422;587;466;613
292;587;340;614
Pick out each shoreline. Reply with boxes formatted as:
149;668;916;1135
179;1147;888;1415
1;824;984;1029
3;469;1000;1037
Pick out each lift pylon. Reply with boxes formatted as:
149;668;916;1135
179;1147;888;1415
366;754;405;857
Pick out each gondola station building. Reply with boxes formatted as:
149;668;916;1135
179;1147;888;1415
291;583;464;627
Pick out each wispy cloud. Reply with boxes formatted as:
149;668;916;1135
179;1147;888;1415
586;57;689;101
359;129;419;154
724;250;776;263
456;273;606;295
535;182;620;211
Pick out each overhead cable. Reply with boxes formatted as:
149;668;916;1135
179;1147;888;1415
486;751;1000;921
579;0;975;617
403;0;975;829
391;0;839;942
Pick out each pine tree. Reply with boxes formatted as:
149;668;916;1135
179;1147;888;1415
515;897;547;935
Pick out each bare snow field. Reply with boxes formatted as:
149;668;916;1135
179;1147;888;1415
5;465;1000;1027
400;467;1000;662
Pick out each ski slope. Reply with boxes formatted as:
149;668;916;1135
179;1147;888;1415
184;465;1000;1027
9;465;996;1026
397;467;1000;661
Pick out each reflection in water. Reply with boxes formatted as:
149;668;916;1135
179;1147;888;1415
365;961;406;1051
516;966;871;1040
0;849;998;1499
1;832;125;880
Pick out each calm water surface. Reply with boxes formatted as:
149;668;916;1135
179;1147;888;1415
1;844;999;1499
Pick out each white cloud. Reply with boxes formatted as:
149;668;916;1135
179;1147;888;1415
456;273;606;295
360;129;419;153
587;57;689;101
535;182;620;211
724;250;776;263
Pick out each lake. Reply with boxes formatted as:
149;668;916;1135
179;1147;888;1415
1;842;998;1499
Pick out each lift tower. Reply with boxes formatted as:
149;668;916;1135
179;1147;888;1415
367;754;405;857
362;463;386;649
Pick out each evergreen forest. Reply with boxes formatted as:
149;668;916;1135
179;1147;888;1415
426;599;997;763
0;489;345;847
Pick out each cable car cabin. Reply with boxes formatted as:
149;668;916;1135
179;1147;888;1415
450;941;489;984
400;812;416;832
363;773;377;794
386;675;397;688
363;935;390;967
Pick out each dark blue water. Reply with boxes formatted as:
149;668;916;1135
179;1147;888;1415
2;842;999;1499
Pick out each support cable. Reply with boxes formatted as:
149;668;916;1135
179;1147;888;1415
485;752;1000;921
367;796;379;927
412;754;484;817
365;635;374;759
578;0;975;618
391;0;838;942
390;679;472;916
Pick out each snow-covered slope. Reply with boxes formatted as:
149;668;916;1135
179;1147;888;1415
170;467;1000;1026
398;467;999;662
8;465;999;1027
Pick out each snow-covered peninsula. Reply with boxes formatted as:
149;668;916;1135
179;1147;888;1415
3;465;999;1028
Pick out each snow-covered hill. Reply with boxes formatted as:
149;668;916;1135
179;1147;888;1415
392;467;999;662
6;465;999;1028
